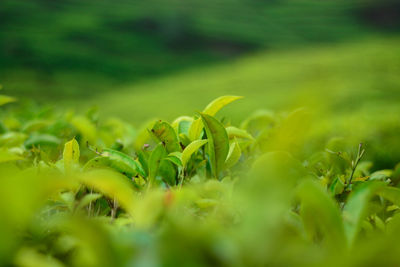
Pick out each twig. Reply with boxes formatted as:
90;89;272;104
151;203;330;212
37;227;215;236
346;143;365;189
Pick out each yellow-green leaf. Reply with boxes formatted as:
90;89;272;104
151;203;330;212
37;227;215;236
181;139;208;168
24;134;61;148
21;120;50;133
63;138;80;171
188;118;203;141
225;126;254;140
76;193;103;210
101;148;146;178
166;152;183;167
203;95;243;116
224;138;241;169
189;96;243;141
159;159;177;186
171;116;193;134
0;95;16;106
78;169;136;215
200;113;229;179
297;180;346;250
150;121;181;153
0;148;24;163
343;181;385;246
377;186;400;207
148;143;167;187
70;116;96;143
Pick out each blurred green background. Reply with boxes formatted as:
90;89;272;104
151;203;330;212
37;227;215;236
1;0;400;122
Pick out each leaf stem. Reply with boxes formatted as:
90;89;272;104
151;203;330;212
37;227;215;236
111;197;118;222
178;167;184;189
346;143;365;189
88;189;93;217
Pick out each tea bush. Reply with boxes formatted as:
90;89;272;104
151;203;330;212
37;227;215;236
1;94;400;266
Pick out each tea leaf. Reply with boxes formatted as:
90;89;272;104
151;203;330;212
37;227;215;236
203;95;243;116
343;181;385;246
0;148;24;163
172;116;193;134
224;138;241;169
78;169;136;215
188;118;203;141
377;186;400;206
148;143;167;187
200;113;229;179
83;156;111;171
181;139;208;168
77;193;103;210
159;159;177;186
0;95;16;106
189;95;242;141
63;138;80;172
100;149;146;178
24;134;61;148
21;120;49;133
298;180;346;249
225;126;254;140
166;152;183;167
70;115;96;143
150;121;181;153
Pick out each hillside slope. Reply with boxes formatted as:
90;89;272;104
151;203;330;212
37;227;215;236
86;37;400;123
2;0;398;99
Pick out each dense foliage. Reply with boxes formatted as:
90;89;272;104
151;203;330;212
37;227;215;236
1;94;400;266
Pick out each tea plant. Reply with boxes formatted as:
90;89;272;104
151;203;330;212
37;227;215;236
1;94;400;266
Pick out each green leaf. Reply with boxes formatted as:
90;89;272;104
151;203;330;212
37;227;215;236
171;116;193;134
297;180;346;249
0;148;24;163
78;169;136;215
70;115;97;143
100;148;146;178
83;156;111;170
148;143;167;187
133;120;157;151
377;186;400;206
21;120;49;133
159;159;177;186
0;132;27;147
0;121;7;134
178;133;191;147
181;139;208;168
63;138;80;172
0;95;16;106
200;113;229;179
329;176;345;196
166;152;183;167
137;150;149;177
225;126;254;140
24;134;61;148
188;118;203;141
342;183;400;247
189;95;243;141
76;193;103;210
224;138;241;169
203;95;243;116
370;169;392;181
343;181;385;246
150;121;181;153
14;247;64;267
